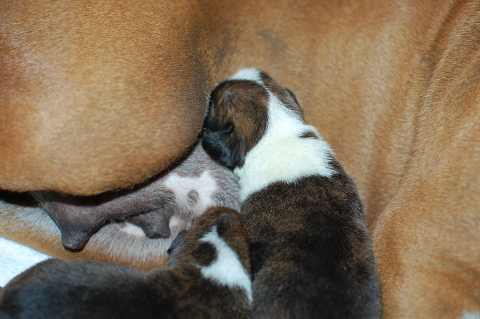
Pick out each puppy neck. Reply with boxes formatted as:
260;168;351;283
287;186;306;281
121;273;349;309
234;91;335;202
196;225;253;302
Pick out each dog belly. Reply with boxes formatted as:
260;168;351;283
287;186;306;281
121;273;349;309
372;107;480;318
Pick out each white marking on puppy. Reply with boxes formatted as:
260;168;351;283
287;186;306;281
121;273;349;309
197;225;252;302
163;171;218;217
228;67;264;86
120;222;147;237
234;90;335;201
462;312;480;319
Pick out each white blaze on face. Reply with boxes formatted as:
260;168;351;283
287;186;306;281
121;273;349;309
163;170;218;217
196;225;252;302
463;312;480;319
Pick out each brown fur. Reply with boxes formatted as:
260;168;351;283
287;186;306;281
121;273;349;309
203;80;268;168
1;1;480;317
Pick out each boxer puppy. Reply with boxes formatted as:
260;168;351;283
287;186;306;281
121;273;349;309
30;138;240;250
203;68;382;318
0;207;252;319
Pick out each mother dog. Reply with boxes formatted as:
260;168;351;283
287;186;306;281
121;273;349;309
0;0;479;318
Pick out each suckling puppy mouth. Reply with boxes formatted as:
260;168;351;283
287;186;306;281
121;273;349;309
203;78;270;169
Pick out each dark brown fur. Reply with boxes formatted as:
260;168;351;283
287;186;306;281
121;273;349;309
203;69;382;318
243;161;381;318
2;1;480;316
204;80;268;169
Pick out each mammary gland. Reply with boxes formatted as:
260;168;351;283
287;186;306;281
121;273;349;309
31;138;240;251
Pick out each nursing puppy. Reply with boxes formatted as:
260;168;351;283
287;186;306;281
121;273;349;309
0;207;252;319
203;68;382;318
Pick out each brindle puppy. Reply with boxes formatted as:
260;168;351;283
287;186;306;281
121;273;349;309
0;207;251;319
203;68;382;319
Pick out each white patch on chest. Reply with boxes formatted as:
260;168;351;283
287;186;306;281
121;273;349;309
197;225;252;302
234;92;335;201
163;170;218;217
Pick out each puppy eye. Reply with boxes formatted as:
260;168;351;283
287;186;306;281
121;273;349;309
222;122;234;134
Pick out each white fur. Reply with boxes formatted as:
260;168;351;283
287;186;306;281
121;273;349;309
163;170;217;217
197;225;252;302
0;236;49;287
229;68;264;86
463;312;480;319
234;90;335;201
120;222;147;237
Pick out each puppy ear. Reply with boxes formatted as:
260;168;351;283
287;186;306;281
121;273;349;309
202;133;245;168
284;87;305;120
285;88;299;105
224;139;247;168
167;230;187;256
166;230;188;268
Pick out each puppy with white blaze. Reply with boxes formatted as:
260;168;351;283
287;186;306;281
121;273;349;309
0;207;252;319
202;68;382;319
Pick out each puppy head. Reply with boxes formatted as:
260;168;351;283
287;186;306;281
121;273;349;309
166;207;252;300
202;68;303;168
167;207;251;275
202;79;268;168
